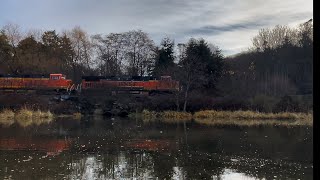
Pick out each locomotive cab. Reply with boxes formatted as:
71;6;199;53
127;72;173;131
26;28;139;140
50;74;66;80
49;74;72;91
160;76;172;81
157;76;180;92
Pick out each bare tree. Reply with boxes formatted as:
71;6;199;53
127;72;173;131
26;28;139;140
67;26;93;69
26;28;44;42
1;23;24;74
91;33;124;76
65;26;93;80
2;23;23;47
252;25;294;51
92;30;155;76
124;30;156;76
297;19;313;47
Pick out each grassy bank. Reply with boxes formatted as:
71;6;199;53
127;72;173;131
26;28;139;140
194;110;312;120
194;118;312;127
0;108;54;127
130;109;312;126
194;110;312;126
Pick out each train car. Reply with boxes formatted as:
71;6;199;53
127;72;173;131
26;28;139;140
0;74;72;91
81;75;180;94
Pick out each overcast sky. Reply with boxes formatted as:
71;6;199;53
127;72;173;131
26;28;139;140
0;0;313;56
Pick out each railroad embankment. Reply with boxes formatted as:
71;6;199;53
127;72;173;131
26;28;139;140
0;92;140;117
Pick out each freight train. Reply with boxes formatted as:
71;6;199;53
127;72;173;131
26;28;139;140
0;73;179;94
0;74;72;91
82;75;179;94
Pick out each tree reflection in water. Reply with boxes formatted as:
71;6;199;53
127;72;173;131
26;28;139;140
0;116;313;179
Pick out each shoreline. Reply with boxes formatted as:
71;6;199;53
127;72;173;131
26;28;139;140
0;108;313;127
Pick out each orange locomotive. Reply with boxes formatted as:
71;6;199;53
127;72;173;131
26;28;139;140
0;74;72;91
81;75;180;93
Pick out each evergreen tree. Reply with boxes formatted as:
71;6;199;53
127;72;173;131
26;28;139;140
153;37;175;78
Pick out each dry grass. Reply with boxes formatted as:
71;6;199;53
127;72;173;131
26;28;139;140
194;110;312;127
194;110;312;120
132;109;312;126
0;109;15;120
0;109;15;126
0;108;54;127
15;108;53;119
141;109;158;119
162;111;192;119
161;111;192;123
194;118;313;127
73;112;82;120
33;110;53;119
15;108;33;119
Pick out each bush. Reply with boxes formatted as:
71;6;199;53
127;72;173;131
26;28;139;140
184;92;214;112
211;97;251;111
273;95;301;112
249;94;278;112
143;94;177;111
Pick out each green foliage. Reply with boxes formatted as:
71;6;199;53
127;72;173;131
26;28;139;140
180;38;224;89
0;32;12;72
0;26;93;81
152;37;175;77
178;38;224;111
42;30;60;48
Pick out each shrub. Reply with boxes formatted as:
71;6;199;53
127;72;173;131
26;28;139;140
273;95;300;112
249;94;278;112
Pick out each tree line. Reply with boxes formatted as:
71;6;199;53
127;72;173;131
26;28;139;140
0;19;313;112
218;19;313;112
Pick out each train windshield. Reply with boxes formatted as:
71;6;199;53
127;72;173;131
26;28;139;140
160;76;172;81
50;74;65;80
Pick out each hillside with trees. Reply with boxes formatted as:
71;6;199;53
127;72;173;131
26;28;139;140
0;19;313;112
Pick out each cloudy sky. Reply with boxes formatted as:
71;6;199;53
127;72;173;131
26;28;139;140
0;0;313;55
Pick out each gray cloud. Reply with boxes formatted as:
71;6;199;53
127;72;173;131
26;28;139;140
0;0;313;55
185;10;312;36
187;21;266;35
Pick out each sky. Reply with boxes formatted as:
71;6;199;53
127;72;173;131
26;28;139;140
0;0;313;56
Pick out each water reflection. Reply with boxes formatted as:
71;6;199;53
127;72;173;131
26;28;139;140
0;116;313;179
0;137;71;156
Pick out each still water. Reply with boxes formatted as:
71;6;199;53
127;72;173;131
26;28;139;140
0;116;313;179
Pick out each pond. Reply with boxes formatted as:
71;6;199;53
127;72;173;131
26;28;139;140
0;116;313;179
